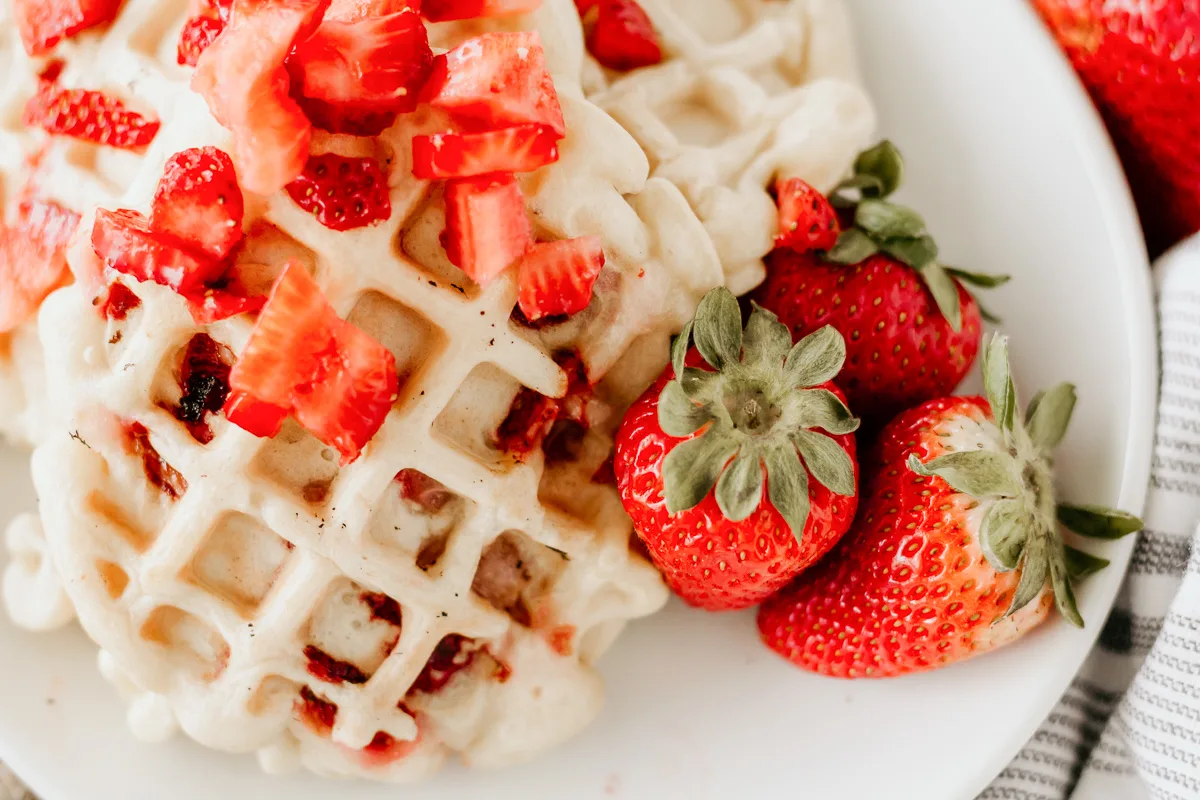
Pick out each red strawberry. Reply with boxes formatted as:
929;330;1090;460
775;177;839;252
615;289;860;611
0;200;80;332
1033;1;1200;256
421;31;566;138
753;142;1003;424
289;0;432;134
517;236;604;321
577;0;662;72
421;0;540;20
442;174;531;284
225;261;398;463
192;0;326;195
23;83;160;149
759;336;1143;677
285;153;392;231
151;147;245;260
91;209;225;295
12;0;122;55
177;15;226;66
223;391;289;438
411;125;559;180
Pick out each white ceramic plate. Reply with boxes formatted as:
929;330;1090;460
0;1;1157;798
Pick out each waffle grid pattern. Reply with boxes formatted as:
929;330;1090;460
3;0;871;783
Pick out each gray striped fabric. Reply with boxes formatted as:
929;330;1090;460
982;234;1200;800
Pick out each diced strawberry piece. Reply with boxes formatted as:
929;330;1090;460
289;0;432;134
13;0;122;55
411;125;559;180
225;262;398;463
95;281;141;321
224;390;289;437
421;0;539;21
775;177;839;253
23;83;160;149
192;0;326;195
183;283;266;324
285;153;391;231
177;15;226;66
0;200;80;332
517;236;604;321
91;208;225;295
442;174;531;285
422;31;566;138
579;0;661;71
152;147;245;261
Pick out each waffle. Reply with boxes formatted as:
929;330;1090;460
1;0;873;782
588;0;875;294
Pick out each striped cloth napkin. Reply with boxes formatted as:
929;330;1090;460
983;233;1200;800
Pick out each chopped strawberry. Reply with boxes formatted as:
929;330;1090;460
285;153;391;231
289;0;432;134
442;174;531;284
23;83;160;149
421;0;540;21
192;0;327;195
224;390;289;437
0;200;80;332
225;262;398;463
13;0;122;55
422;31;566;138
579;0;662;71
91;209;225;295
177;15;226;66
152;147;245;261
95;281;141;321
775;177;840;253
517;236;604;321
411;125;559;180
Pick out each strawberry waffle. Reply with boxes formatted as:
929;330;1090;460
0;0;874;783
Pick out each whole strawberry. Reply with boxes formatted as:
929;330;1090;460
755;142;1006;424
615;288;860;611
757;335;1143;678
1034;0;1200;256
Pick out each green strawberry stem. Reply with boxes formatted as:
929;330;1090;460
908;333;1144;627
660;288;859;541
825;141;1010;332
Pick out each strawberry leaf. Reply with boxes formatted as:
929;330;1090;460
791;388;859;435
764;442;811;542
1057;504;1144;540
918;261;963;332
1064;545;1110;579
826;228;879;264
982;333;1017;442
944;267;1010;288
979;498;1026;572
657;380;712;438
742;303;792;372
829;174;885;208
793;429;855;497
715;448;765;522
907;450;1021;498
881;235;939;270
1026;382;1077;451
1006;532;1049;618
662;427;738;514
855;199;927;240
692;287;742;370
783;325;846;389
853;140;903;197
671;320;693;380
1049;542;1083;628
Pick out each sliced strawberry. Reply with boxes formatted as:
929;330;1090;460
152;147;245;261
192;0;326;195
289;0;432;134
517;236;603;321
23;83;160;149
421;0;540;21
579;0;661;71
774;178;839;253
224;390;289;437
422;31;566;138
177;15;226;66
13;0;122;55
285;153;391;231
225;262;398;462
0;200;80;332
442;174;531;284
412;125;559;180
91;209;224;295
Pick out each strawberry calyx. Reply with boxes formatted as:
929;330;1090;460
823;140;1009;331
658;287;859;541
906;334;1143;627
